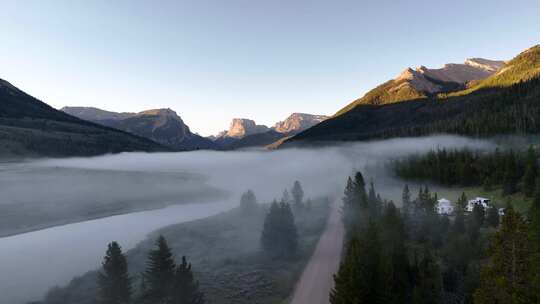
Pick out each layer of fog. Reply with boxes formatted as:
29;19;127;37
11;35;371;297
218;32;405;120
0;135;495;304
0;164;225;237
30;135;495;204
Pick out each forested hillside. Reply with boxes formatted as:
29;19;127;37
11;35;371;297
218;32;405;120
0;79;166;157
331;171;540;303
286;45;540;145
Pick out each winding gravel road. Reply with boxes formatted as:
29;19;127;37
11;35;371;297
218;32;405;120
290;201;344;304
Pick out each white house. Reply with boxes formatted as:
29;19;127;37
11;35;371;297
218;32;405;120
436;198;454;215
466;197;491;212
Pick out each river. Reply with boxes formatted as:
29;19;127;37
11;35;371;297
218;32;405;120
0;200;235;304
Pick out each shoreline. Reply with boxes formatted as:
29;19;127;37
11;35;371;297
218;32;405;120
0;199;225;239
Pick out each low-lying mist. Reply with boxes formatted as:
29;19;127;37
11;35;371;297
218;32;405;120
0;135;496;304
30;135;496;204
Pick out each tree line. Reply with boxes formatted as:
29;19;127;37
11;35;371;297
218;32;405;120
96;235;203;304
249;180;308;259
93;180;308;304
393;146;538;196
330;171;540;304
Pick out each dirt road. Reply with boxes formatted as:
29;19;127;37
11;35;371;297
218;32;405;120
290;201;344;304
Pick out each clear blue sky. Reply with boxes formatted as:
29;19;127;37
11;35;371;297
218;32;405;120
1;0;539;136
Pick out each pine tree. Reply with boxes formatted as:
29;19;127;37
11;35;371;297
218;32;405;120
503;151;519;196
142;235;176;303
342;177;356;226
341;172;369;231
529;178;540;245
467;204;485;242
261;201;280;255
412;249;442;304
380;203;410;303
260;201;298;258
522;145;538;197
279;202;298;256
453;209;466;235
359;221;384;303
486;206;500;228
281;189;291;204
368;181;379;217
368;181;377;205
291;180;304;209
417;187;425;211
170;256;204;304
330;221;383;304
353;172;369;210
97;242;131;304
239;190;258;214
402;184;411;215
472;203;485;227
456;192;468;212
474;206;534;303
330;238;362;304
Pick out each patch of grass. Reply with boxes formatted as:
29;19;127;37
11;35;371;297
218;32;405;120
435;185;532;214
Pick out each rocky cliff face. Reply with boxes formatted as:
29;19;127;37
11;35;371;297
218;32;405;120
273;113;328;134
62;107;216;150
399;58;505;93
211;113;328;150
222;118;269;138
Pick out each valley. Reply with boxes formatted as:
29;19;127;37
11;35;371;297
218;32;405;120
1;5;540;303
0;136;504;304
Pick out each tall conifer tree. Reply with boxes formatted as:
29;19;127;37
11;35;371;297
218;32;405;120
142;235;176;303
97;242;131;304
170;256;204;304
291;180;304;209
523;145;538;197
474;206;534;303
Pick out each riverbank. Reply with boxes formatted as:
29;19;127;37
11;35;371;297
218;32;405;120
1;201;236;304
38;198;331;304
0;195;224;238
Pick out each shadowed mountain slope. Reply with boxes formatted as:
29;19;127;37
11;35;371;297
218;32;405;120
62;107;217;150
0;80;166;157
335;58;504;115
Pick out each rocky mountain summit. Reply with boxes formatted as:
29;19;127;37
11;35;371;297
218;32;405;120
62;107;216;150
396;58;505;93
212;113;328;149
216;113;328;140
273;113;328;133
223;118;270;138
336;57;504;115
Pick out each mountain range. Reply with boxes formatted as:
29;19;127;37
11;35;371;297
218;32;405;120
62;107;217;150
62;107;328;150
285;44;540;146
2;44;539;157
213;113;328;149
